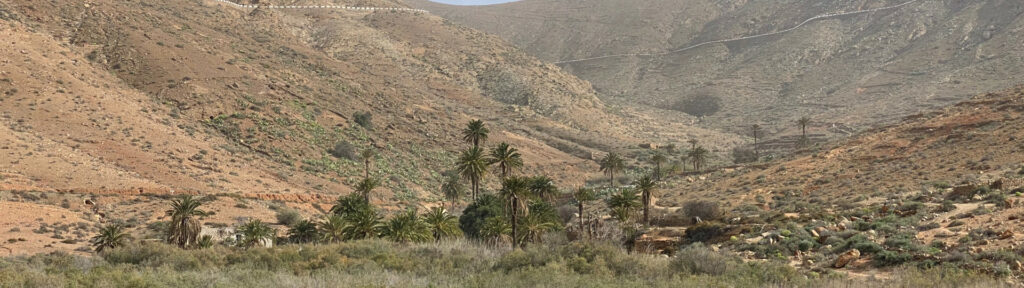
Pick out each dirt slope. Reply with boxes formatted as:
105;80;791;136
0;0;743;205
411;0;1024;138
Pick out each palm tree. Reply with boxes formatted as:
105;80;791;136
797;116;812;147
287;219;319;244
319;214;346;243
91;224;130;253
528;175;558;202
237;219;275;249
457;147;488;200
489;142;523;179
165;195;206;249
687;146;710;171
518;213;558;245
341;206;382;240
479;216;512;246
360;148;375;179
688;139;699;150
751;124;762;160
634;174;657;225
462;119;490;148
599;152;625;187
499;176;532;249
441;173;465;210
355;177;381;204
651;153;667;180
423;207;462;242
606;188;640;223
571;187;596;239
381;209;431;243
330;194;370;217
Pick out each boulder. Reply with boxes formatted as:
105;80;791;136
834;249;861;268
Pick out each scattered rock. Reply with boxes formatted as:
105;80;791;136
834;249;861;268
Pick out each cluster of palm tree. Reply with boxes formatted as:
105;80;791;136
294;194;462;244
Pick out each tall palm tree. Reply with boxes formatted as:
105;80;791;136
441;173;465;210
489;142;523;179
319;214;346;243
797;117;811;136
381;209;431;243
606;188;640;223
499;177;532;249
599;152;625;187
165;195;206;249
355;177;381;204
287;219;319;244
423;207;462;242
687;146;710;171
341;206;382;240
751;124;762;160
528;175;558;202
571;187;596;239
651;153;667;180
360;148;376;179
634;174;657;225
518;213;558;245
91;224;130;253
462;119;490;148
237;219;275;249
797;116;812;147
457;147;488;200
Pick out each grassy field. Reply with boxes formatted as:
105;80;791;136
0;239;1005;288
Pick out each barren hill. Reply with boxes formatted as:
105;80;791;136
411;0;1024;137
0;0;742;205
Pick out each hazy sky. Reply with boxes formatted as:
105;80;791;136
428;0;520;5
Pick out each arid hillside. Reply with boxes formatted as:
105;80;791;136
0;0;744;205
653;86;1024;258
412;0;1024;138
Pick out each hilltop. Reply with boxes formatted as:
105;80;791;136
411;0;1024;139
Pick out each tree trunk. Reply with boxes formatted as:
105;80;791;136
643;191;650;226
578;202;585;240
656;163;662;180
364;160;369;179
511;198;518;249
610;171;615;188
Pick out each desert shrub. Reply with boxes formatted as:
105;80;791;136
731;147;757;164
947;186;989;202
834;234;882;254
329;140;357;160
936;200;957;213
684;200;722;221
673;93;722;117
684;223;728;244
353;111;373;130
274;209;301;226
671;243;738;276
874;250;912;267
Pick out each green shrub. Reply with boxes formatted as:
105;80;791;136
353;111;373;130
671;243;738;276
459;194;504;239
684;223;727;244
274;209;301;226
329;141;357;160
874;250;912;267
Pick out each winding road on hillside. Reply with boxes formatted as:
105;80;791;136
553;0;923;64
212;0;428;13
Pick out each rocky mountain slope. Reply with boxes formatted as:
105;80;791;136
0;0;742;206
411;0;1024;138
